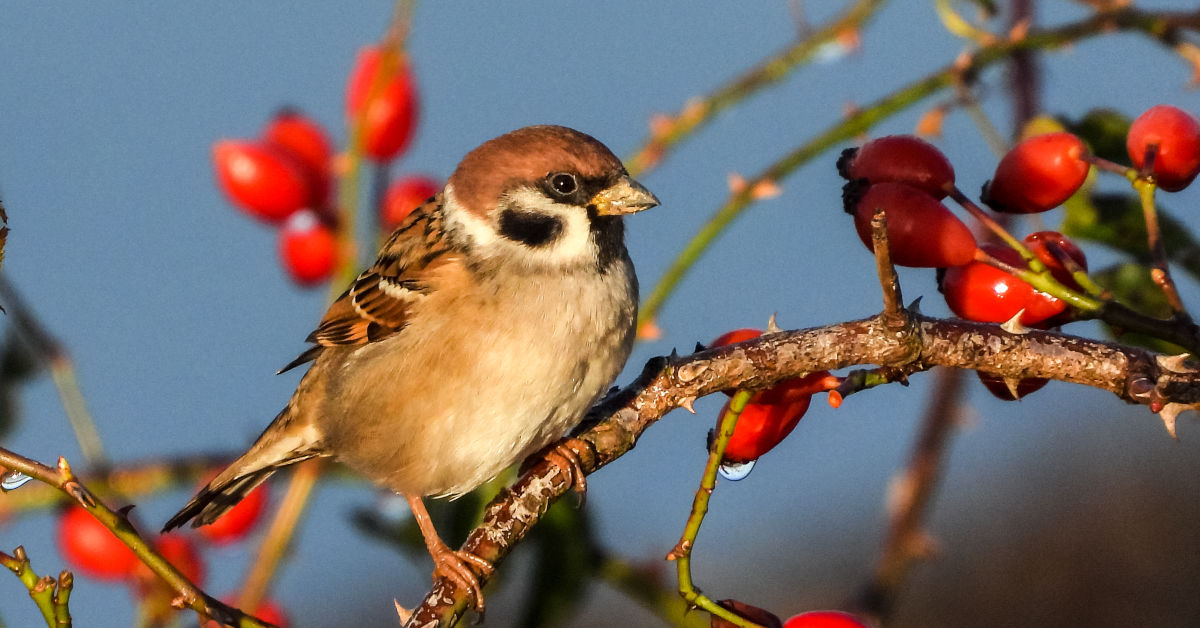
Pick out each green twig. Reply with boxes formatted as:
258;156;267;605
946;186;1043;270
0;546;65;627
0;448;275;628
637;6;1200;331
624;0;890;177
52;571;72;627
666;390;763;628
1135;177;1189;318
976;249;1103;312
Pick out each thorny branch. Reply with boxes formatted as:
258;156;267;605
405;307;1195;625
0;449;278;628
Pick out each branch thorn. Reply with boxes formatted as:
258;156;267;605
765;312;783;335
1000;310;1029;334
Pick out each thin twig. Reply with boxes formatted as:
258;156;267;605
0;449;275;628
0;546;67;627
869;209;903;317
637;7;1200;331
624;0;890;176
666;389;761;628
1135;176;1190;319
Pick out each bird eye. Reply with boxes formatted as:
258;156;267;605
548;172;578;197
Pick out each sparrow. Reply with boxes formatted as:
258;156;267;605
163;125;658;611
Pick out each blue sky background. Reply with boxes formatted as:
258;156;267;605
2;2;1200;627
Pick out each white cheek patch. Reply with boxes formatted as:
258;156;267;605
444;184;597;268
497;187;596;266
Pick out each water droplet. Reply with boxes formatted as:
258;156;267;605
718;460;755;481
1;471;33;491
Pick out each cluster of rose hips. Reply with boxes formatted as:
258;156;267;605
211;44;440;286
55;482;286;626
837;104;1200;400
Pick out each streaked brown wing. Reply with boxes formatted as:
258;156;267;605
279;195;460;373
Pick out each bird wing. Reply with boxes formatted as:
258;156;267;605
279;196;463;373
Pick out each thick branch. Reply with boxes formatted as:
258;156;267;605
405;311;1184;625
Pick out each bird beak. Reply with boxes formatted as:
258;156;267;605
590;176;660;216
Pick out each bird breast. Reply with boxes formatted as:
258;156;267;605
313;255;638;498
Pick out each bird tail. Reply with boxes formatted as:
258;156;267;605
162;406;323;532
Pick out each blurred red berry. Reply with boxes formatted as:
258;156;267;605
263;109;333;208
382;175;440;231
837;135;955;198
849;182;977;267
1127;104;1200;192
213;140;313;223
984;132;1089;213
941;244;1066;326
782;610;870;628
279;210;338;286
346;45;419;162
710;328;763;349
57;504;139;581
198;482;268;545
1023;231;1088;288
977;371;1049;401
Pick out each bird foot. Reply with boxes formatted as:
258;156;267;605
529;437;590;506
428;542;494;613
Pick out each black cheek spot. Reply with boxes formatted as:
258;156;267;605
498;209;564;247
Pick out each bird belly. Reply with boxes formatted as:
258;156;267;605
316;267;636;498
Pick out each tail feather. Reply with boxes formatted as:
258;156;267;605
163;467;278;531
163;405;325;532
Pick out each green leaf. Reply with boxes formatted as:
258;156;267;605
1061;193;1200;281
1067;108;1131;164
1090;263;1185;354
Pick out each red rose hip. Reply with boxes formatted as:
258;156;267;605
346;45;419;162
213;140;313;223
381;175;440;232
940;244;1066;326
263;109;333;207
1127;104;1200;192
279;210;338;286
57;505;139;581
837;135;955;198
983;132;1090;213
850;182;977;267
782;610;871;628
1023;231;1088;288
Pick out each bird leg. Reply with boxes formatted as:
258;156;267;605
524;437;590;506
405;494;493;613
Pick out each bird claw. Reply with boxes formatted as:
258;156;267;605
539;438;590;506
430;545;493;614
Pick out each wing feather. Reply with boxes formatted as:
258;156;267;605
279;195;462;372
